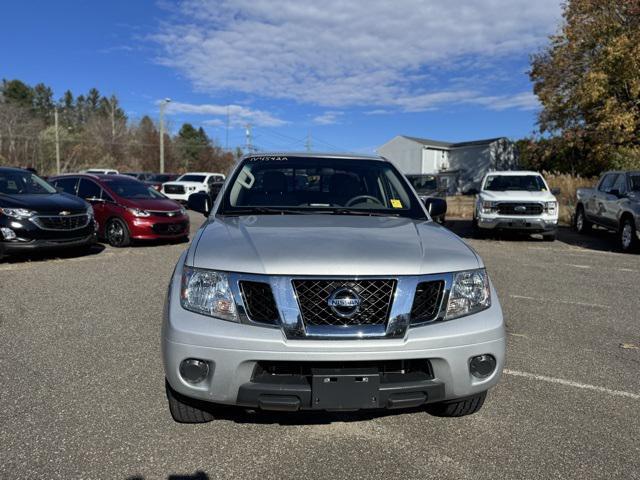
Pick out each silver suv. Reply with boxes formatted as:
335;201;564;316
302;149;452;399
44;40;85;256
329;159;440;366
162;153;505;422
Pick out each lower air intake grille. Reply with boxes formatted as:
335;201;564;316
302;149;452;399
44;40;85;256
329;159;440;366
239;281;279;324
410;280;445;323
292;279;396;327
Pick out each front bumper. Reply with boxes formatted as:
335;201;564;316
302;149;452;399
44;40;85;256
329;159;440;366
0;216;97;253
477;215;558;232
163;191;200;203
1;233;96;252
128;215;190;240
162;256;506;410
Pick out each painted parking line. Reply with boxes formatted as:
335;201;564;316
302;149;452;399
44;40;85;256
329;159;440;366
503;369;640;400
509;294;610;309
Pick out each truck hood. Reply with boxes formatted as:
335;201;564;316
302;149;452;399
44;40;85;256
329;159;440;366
480;190;556;202
190;215;481;276
164;181;204;187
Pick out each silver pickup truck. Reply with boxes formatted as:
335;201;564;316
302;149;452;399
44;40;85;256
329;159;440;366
575;171;640;252
162;153;505;423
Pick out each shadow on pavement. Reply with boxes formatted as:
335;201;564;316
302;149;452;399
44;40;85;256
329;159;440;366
205;403;429;426
0;243;106;264
128;472;209;480
444;219;620;253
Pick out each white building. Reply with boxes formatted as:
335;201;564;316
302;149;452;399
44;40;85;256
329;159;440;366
378;135;517;194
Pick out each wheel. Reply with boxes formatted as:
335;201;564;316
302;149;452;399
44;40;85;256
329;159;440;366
620;217;638;253
165;380;214;423
426;391;487;417
574;206;591;234
542;232;556;242
105;217;131;247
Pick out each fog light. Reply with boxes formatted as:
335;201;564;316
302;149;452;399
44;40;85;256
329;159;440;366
0;227;16;240
179;358;209;384
469;354;496;379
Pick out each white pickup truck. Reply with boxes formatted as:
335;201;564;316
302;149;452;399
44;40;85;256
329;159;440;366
473;171;559;240
161;172;226;204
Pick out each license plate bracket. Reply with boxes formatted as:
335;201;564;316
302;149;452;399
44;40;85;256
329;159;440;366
311;367;380;410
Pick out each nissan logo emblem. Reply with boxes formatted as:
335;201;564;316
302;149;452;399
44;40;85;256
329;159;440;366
327;288;361;318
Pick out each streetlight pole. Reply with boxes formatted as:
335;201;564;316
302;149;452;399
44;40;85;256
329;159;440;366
54;108;61;175
159;98;171;173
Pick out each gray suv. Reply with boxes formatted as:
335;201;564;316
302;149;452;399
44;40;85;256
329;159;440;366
162;153;505;422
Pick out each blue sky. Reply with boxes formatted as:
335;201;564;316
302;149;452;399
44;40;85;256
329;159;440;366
0;0;563;153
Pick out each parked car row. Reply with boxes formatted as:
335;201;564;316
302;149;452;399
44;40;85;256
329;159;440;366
0;167;191;259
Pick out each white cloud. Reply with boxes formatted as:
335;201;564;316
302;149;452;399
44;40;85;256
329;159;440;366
312;111;343;125
165;101;287;127
152;0;561;110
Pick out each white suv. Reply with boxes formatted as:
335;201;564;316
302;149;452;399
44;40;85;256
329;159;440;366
162;172;225;203
473;171;559;240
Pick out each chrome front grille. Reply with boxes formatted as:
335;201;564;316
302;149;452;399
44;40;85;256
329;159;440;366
292;279;396;327
228;272;454;339
496;202;543;215
32;214;90;231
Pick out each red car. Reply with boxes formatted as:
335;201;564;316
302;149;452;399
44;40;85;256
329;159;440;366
49;173;190;247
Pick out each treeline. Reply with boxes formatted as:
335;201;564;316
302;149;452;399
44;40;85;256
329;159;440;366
0;79;236;175
520;0;640;176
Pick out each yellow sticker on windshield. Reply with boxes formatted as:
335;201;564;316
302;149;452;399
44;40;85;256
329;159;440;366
390;199;403;208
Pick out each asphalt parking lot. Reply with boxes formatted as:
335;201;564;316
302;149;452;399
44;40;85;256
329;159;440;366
1;212;639;480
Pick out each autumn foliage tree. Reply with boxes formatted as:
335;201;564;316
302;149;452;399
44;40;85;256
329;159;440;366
529;0;640;174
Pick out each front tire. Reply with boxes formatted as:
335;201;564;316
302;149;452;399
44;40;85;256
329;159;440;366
426;391;487;417
105;218;131;247
574;206;591;234
165;380;214;423
542;232;556;242
620;217;638;253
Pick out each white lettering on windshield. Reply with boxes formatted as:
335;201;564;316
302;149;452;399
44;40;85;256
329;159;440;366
247;156;288;162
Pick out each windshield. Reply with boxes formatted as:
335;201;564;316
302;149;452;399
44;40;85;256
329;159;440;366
178;174;206;183
102;179;164;199
484;174;547;192
407;174;438;193
220;155;426;219
0;170;56;195
629;174;640;192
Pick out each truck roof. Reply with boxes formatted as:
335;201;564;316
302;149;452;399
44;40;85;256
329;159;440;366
242;152;386;162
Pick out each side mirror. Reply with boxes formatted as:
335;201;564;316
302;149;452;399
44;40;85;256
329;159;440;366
424;197;447;219
188;191;210;216
551;187;561;195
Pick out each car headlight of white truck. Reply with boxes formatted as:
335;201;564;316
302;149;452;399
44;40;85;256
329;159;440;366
545;201;558;214
445;268;491;320
180;266;238;322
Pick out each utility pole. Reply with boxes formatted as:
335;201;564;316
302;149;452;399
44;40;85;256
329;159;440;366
54;108;61;174
110;96;116;141
159;98;171;173
245;123;253;153
225;106;230;151
305;130;312;152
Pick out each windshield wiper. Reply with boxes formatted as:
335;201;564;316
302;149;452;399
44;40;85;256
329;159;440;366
220;207;317;216
330;208;400;217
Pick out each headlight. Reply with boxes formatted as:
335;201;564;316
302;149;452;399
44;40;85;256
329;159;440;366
180;266;238;322
545;201;558;214
0;208;35;219
481;201;496;214
86;204;94;217
179;207;187;216
188;186;197;191
445;268;491;320
128;208;151;217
